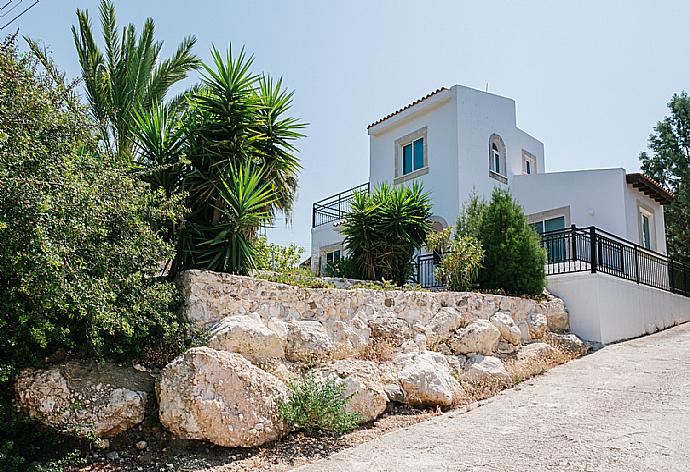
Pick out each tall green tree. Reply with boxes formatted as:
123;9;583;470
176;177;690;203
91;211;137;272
640;92;690;265
72;0;199;160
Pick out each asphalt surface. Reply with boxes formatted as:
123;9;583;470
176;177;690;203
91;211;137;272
294;323;690;472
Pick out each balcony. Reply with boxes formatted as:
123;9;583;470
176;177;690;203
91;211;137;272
312;183;369;228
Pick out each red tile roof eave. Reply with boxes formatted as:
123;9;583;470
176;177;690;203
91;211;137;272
367;87;448;130
626;173;675;205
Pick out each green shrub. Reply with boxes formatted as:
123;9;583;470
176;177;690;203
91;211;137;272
324;256;363;279
256;268;334;288
0;38;185;379
459;188;546;295
279;376;361;435
341;182;433;285
253;236;305;273
426;228;484;292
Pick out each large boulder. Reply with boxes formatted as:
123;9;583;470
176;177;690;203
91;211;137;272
544;332;588;358
463;355;511;385
15;361;153;438
448;320;501;355
517;342;555;362
158;347;288;447
490;312;522;346
425;307;475;348
312;360;388;423
392;352;461;407
544;297;569;332
368;316;413;347
207;314;285;364
285;321;334;363
323;317;369;359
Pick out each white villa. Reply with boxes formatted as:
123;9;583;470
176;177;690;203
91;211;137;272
310;84;690;344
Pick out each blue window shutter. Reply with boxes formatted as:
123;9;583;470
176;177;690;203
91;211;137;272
403;144;413;175
413;138;424;170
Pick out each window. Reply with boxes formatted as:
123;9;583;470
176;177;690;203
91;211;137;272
522;150;537;175
402;137;424;175
488;134;507;183
530;216;566;263
394;127;428;183
492;144;501;175
639;209;653;250
326;249;341;266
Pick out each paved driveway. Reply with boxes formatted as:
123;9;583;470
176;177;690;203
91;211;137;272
295;323;690;472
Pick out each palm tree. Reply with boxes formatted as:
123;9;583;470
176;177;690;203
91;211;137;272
72;0;200;160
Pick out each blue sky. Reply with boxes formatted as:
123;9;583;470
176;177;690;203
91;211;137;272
12;0;690;254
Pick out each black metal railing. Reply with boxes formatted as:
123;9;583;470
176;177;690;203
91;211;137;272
540;225;690;296
312;183;369;228
413;253;446;289
412;225;690;296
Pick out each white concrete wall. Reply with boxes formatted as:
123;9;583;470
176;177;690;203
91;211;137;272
368;89;460;227
512;168;629;236
547;271;690;344
310;222;345;274
623;183;667;254
455;85;545;208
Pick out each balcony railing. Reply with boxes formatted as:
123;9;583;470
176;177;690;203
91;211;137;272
413;225;690;296
312;182;369;228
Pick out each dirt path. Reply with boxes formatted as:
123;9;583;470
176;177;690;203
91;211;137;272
294;323;690;472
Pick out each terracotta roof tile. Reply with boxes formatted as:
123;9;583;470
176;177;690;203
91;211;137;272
368;87;448;129
626;172;674;205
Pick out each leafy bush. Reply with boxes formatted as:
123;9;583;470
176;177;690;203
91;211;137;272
279;376;361;435
323;256;362;279
341;183;433;285
458;188;546;295
426;228;484;291
254;236;304;273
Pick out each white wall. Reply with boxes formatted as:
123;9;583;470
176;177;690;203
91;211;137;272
368;89;460;227
310;222;345;274
623;183;667;254
455;85;545;207
512;168;629;235
547;271;690;344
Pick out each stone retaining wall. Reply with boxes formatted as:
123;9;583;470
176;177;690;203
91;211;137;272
180;270;570;338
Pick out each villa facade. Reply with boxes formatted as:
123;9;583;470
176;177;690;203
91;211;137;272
310;84;690;344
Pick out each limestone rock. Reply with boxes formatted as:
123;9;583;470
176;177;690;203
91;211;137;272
313;360;388;423
490;312;522;346
207;315;285;363
544;297;569;332
368;317;413;347
15;361;152;438
158;347;287;448
544;332;588;357
324;317;369;359
393;351;461;407
285;320;334;363
463;355;511;385
517;342;556;362
448;320;501;355
425;307;475;348
527;312;548;340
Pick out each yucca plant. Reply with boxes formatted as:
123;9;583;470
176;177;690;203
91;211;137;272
72;0;200;160
342;183;433;285
177;165;276;275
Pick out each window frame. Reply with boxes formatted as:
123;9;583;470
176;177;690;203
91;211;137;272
488;134;507;184
394;127;429;184
522;149;537;175
638;205;655;250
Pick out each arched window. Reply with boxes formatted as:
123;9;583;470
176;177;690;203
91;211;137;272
488;134;507;183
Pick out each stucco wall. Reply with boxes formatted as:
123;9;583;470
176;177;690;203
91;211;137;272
623;183;667;254
547;271;690;344
368;89;460;227
512;168;629;236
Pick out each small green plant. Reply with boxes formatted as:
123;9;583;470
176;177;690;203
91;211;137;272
253;236;305;273
256;268;335;288
279;376;361;435
426;228;484;292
